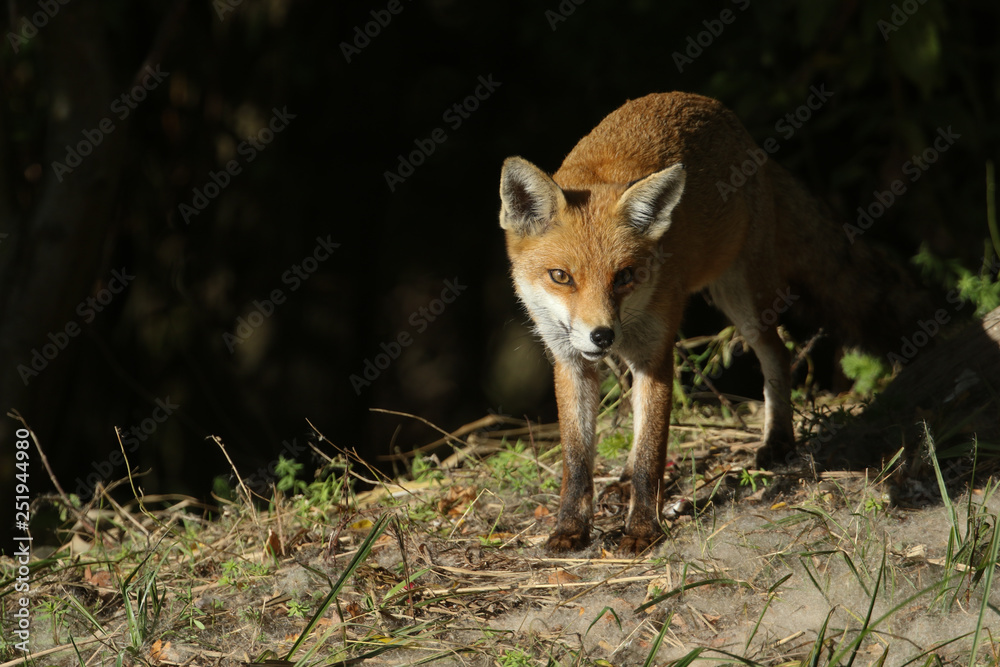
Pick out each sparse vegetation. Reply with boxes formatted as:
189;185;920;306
4;369;1000;666
841;351;892;397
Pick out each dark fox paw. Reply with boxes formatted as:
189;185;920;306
755;433;795;469
618;524;665;555
546;528;590;552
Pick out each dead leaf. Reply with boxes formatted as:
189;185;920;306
149;639;171;664
265;529;284;558
86;569;113;588
548;569;581;585
439;485;478;515
335;601;364;622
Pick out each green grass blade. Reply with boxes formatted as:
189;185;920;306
284;513;391;662
844;548;885;667
587;606;622;635
968;483;1000;666
634;578;751;614
807;608;835;667
897;632;975;667
641;610;675;667
746;573;792;652
841;551;871;598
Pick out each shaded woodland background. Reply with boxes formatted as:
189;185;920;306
1;0;998;537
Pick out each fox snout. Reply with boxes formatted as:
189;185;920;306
571;319;621;361
590;326;615;349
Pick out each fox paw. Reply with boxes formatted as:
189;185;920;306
618;531;663;555
546;528;590;552
755;434;795;468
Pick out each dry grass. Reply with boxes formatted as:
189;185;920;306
3;381;1000;666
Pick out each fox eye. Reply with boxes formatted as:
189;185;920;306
549;269;574;286
614;267;634;289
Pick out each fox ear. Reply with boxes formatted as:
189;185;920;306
499;157;566;236
617;164;686;240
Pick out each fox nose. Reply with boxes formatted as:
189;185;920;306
590;327;615;349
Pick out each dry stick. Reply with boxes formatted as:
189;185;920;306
790;328;825;381
0;634;108;667
122;494;219;513
425;573;666;597
308;419;441;512
7;410;95;532
308;418;394;486
394;515;416;619
374;409;516;461
209;434;258;523
112;426;159;526
96;486;150;538
675;346;747;428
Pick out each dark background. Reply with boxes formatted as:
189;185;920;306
0;0;997;533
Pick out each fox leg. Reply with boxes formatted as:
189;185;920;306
709;276;795;466
620;354;674;553
745;326;794;465
547;358;601;552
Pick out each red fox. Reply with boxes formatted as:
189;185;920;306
499;92;930;552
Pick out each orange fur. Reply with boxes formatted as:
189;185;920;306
498;92;927;553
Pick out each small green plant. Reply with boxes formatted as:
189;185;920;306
218;558;269;589
185;606;207;631
739;468;768;493
411;454;443;483
37;599;71;644
404;501;438;523
287;599;309;618
840;351;890;396
914;243;1000;317
497;648;534;667
275;456;307;494
478;534;503;548
863;495;885;515
597;431;632;460
600;372;623;405
487;441;545;494
117;555;167;657
287;455;354;519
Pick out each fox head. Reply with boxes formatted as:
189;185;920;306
499;156;686;363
